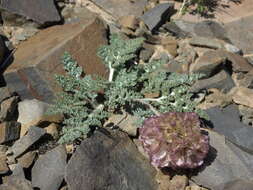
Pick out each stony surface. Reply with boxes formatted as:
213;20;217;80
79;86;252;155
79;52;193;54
17;99;62;136
0;0;61;25
65;130;158;190
4;10;108;103
0;154;9;174
0;96;18;122
0;177;32;190
0;121;21;144
232;87;253;108
16;151;36;169
169;175;188;190
193;20;228;41
32;145;66;190
190;50;226;77
7;126;46;158
91;0;147;19
223;179;253;190
206;105;253;154
140;3;174;32
190;70;235;93
192;130;253;190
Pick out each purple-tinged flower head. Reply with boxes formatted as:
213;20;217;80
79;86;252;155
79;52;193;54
139;112;209;169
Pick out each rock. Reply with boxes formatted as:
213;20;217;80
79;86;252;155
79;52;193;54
140;3;174;32
32;145;66;190
65;130;158;190
223;179;253;190
190;50;226;77
238;105;253;126
175;39;197;66
0;154;9;174
118;15;139;30
140;43;155;62
224;43;241;54
197;89;232;109
166;60;189;74
104;112;138;136
206;104;253;154
0;121;21;144
169;175;188;190
190;70;235;93
225;52;253;72
91;0;147;19
17;151;36;168
193;20;228;41
186;185;208;190
173;20;195;37
0;96;19;122
155;170;171;190
192;130;253;190
232;70;253;88
7;126;46;158
0;177;32;190
17;99;62;136
233;87;253;108
225;15;253;54
4;11;108;103
0;0;61;24
0;87;11;104
0;35;7;65
189;37;224;49
162;21;190;38
8;163;25;179
45;123;59;139
161;36;178;57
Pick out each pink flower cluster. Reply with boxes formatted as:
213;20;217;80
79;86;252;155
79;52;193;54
139;112;209;169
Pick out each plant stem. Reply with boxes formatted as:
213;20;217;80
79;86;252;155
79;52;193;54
178;0;187;17
135;99;160;116
108;62;115;82
135;96;167;103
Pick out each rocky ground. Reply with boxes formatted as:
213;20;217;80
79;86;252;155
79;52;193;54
0;0;252;190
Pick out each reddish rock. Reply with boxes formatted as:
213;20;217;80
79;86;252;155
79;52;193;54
4;11;108;103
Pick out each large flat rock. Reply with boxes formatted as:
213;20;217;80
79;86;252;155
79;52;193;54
0;0;61;24
65;130;158;190
4;10;108;103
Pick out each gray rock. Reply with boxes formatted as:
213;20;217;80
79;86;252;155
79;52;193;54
223;179;253;190
0;0;61;24
192;130;253;190
238;105;253;126
206;105;253;154
0;178;32;190
140;46;154;62
7;126;45;158
0;121;21;144
174;20;196;36
0;87;11;103
91;0;147;19
17;99;49;126
162;22;190;38
65;130;158;190
140;3;174;32
194;20;228;41
32;145;66;190
190;70;235;93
